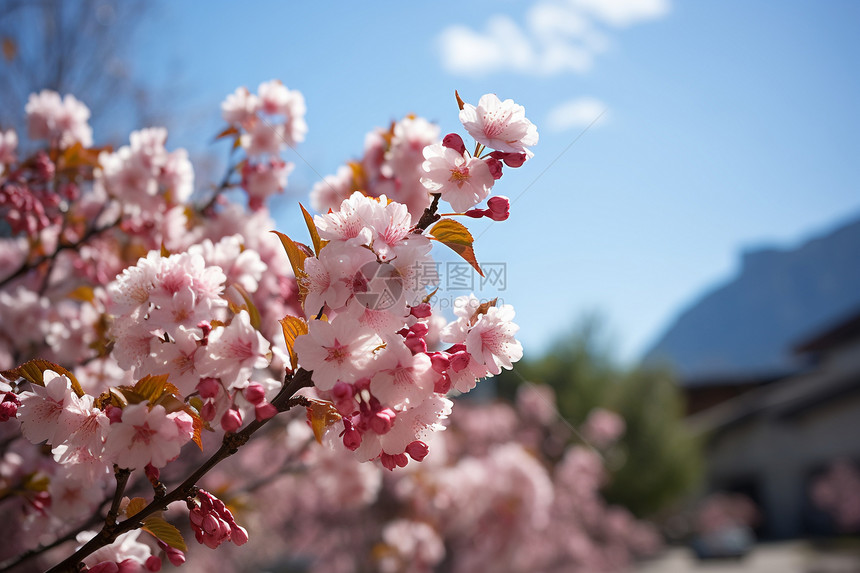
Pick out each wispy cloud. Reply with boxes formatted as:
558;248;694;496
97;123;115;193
546;97;608;132
438;0;670;77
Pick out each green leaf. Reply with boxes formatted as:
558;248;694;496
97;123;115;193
142;516;187;552
428;219;484;277
279;315;308;372
1;359;85;397
299;203;323;256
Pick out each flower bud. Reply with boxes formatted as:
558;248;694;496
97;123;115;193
434;373;452;394
429;352;451;373
145;556;162;572
450;351;471;373
342;421;362;451
220;408;242;433
442;133;466;155
406;440;430;462
243;382;266;405
370;408;396;435
410;303;432;318
491;150;527;167
254;402;277;421
486;195;510;221
230;524;249;546
200;400;217;422
0;400;18;421
197;377;220;399
485;157;503;180
106;405;123;424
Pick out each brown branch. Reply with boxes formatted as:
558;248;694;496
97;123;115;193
412;193;441;234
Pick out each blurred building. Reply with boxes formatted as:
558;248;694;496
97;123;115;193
686;310;860;539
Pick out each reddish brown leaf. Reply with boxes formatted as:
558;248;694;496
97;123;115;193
428;219;484;277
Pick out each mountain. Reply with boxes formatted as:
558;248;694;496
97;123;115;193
644;214;860;385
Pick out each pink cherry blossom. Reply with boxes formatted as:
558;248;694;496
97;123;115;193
420;143;495;212
102;403;194;469
293;318;382;390
0;129;17;167
221;87;259;126
25;90;93;148
198;310;271;389
459;93;538;155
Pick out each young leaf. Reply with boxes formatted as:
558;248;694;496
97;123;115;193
455;90;466;111
231;283;262;331
428;219;484;277
305;399;342;444
299;203;323;256
270;230;310;279
1;359;85;397
279;315;308;372
132;374;173;404
125;497;147;518
142;516;187;552
468;297;498;326
213;125;239;141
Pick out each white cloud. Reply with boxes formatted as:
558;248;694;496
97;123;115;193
569;0;670;27
546;97;608;132
438;0;670;77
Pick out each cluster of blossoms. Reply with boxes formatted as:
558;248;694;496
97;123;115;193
221;80;305;210
185;386;660;573
0;83;665;573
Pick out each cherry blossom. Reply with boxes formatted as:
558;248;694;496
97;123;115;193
102;403;193;469
459;93;538;155
420;143;495;212
25;90;93;148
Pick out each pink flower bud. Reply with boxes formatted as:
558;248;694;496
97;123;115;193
429;352;451;373
0;400;17;421
486;195;510;221
450;351;471;373
200;400;217;422
485;157;503;180
202;514;220;536
434;373;452;394
464;208;486;218
145;556;162;572
254;402;277;421
491;150;527;167
220;408;242;433
410;303;432;318
409;323;429;338
197;378;220;399
406;440;430;461
144;464;160;483
442;133;466;155
106;405;123;424
332;381;354;401
243;382;266;405
230;524;249;546
404;333;427;355
370;408;396;435
380;453;398;471
342;423;362;451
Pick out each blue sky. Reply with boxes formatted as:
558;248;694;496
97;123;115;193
131;0;860;362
